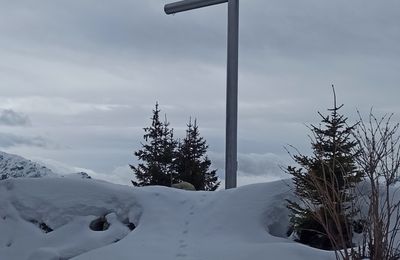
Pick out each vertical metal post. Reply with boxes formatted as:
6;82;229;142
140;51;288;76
164;0;239;189
225;0;238;189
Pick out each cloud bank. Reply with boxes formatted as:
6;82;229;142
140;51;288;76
0;109;30;126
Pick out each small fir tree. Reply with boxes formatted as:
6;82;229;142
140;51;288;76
287;90;361;249
175;118;220;191
131;102;177;187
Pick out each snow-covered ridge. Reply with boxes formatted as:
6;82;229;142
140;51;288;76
0;151;92;180
0;151;56;179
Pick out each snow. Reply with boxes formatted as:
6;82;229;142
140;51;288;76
0;177;336;260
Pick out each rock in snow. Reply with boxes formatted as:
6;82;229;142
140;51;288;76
63;171;92;180
0;177;336;260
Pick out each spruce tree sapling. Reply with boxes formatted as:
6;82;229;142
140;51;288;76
286;89;361;250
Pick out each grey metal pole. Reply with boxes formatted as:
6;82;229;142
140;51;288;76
225;0;238;189
164;0;238;189
164;0;227;14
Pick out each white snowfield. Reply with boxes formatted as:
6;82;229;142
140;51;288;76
0;178;335;260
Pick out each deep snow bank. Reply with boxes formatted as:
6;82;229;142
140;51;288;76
0;178;140;260
0;178;335;260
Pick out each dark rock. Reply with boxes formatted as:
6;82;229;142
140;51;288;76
75;172;92;179
30;220;53;233
39;222;53;233
127;222;136;231
89;216;110;231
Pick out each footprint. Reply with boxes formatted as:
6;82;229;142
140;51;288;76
182;230;188;234
179;244;188;248
176;253;188;257
189;212;194;216
185;221;189;226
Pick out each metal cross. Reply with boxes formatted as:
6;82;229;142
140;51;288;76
164;0;239;189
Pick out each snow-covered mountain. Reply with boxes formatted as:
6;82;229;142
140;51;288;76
0;151;56;179
0;151;92;180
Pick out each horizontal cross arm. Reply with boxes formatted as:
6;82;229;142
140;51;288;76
164;0;228;15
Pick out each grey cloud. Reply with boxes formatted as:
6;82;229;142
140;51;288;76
0;109;30;126
6;0;399;66
241;0;400;59
2;0;398;102
237;153;287;177
210;152;289;180
0;97;129;117
2;0;399;81
0;0;399;179
0;133;49;148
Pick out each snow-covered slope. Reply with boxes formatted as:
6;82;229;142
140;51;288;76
0;151;56;179
0;151;93;181
0;177;335;260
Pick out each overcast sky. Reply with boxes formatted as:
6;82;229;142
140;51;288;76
0;0;399;186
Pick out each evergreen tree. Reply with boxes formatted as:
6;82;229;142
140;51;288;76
175;118;220;191
131;102;177;187
287;90;361;249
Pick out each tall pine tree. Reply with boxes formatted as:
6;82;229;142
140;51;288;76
175;118;220;191
131;102;177;187
287;89;361;249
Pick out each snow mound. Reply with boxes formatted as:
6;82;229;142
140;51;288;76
0;178;140;260
0;151;55;179
0;178;335;260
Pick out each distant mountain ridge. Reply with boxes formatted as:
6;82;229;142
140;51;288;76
0;151;56;179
